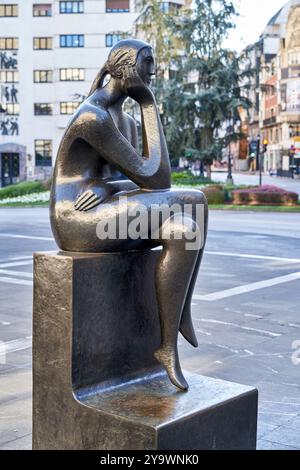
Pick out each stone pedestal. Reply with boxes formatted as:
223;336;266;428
33;251;258;450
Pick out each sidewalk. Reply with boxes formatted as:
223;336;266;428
211;171;300;196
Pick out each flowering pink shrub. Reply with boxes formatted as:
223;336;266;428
232;185;298;206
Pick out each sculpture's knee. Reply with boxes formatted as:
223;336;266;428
161;214;203;251
179;189;208;207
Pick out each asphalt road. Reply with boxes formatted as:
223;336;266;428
0;207;300;450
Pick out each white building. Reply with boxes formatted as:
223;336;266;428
0;1;188;187
0;1;143;187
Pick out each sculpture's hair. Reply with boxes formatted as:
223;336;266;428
88;38;152;96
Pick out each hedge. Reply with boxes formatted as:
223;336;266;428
201;185;225;205
232;185;299;206
171;171;213;186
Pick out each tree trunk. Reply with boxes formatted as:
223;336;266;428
206;164;212;180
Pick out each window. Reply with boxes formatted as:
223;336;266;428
59;1;84;14
106;1;129;13
33;37;53;50
34;103;53;115
34;70;53;83
0;37;18;50
35;140;52;167
5;103;19;115
33;4;52;16
60;101;79;114
60;68;84;81
0;4;18;17
105;33;124;47
60;35;84;48
0;70;19;83
160;2;181;14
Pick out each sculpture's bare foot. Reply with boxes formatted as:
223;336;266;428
154;346;188;391
180;305;198;348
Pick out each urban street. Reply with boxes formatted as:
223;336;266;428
0;207;299;450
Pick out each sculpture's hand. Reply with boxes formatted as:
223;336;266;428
74;191;102;212
123;66;154;104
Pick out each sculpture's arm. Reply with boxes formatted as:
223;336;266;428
121;67;171;187
140;97;171;185
73;104;170;190
127;114;139;152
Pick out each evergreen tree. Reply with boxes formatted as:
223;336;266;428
162;0;253;175
132;1;182;160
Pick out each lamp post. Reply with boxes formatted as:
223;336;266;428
226;117;234;185
259;139;268;187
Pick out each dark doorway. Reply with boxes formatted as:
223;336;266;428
1;153;20;187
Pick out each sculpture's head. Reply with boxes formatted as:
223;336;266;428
88;38;155;95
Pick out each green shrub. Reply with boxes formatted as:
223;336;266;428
172;171;213;186
232;185;299;206
0;181;45;200
223;184;256;202
201;186;225;205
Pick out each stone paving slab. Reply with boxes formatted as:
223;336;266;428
0;208;300;450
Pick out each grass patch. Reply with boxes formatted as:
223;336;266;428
209;204;300;212
1;201;299;212
172;171;214;186
0;201;49;208
0;181;45;200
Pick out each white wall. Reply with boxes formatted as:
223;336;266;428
0;0;139;179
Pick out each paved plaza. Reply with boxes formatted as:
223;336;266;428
0;207;299;450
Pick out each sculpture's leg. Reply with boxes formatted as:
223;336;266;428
51;187;208;391
154;215;200;391
179;250;204;348
179;199;208;348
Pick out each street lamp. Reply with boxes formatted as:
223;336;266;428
259;139;268;186
226;117;234;185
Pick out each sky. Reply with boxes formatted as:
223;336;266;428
226;0;288;50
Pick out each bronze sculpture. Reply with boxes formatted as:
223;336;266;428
50;39;208;391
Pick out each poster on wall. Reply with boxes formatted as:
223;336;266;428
286;79;300;113
0;50;19;136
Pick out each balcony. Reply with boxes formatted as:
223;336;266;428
263;116;277;127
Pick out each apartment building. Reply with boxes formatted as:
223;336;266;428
0;1;187;187
244;0;300;176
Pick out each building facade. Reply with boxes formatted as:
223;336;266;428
0;0;187;187
244;0;300;176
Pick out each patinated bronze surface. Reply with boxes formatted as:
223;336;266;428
50;39;208;391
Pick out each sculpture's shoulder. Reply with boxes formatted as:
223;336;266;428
76;99;110;124
63;100;111;141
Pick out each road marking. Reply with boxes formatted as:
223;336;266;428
1;256;33;262
0;233;53;241
193;271;300;302
203;272;236;278
244;313;263;319
194;318;282;338
206;251;300;264
0;269;33;279
0;276;33;287
0;337;32;358
0;260;32;268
